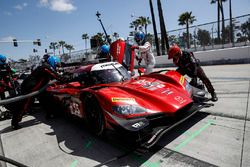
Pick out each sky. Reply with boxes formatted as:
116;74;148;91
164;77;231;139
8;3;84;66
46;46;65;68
0;0;249;61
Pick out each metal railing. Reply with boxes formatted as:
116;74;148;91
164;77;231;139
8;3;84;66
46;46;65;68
66;14;250;62
165;14;250;52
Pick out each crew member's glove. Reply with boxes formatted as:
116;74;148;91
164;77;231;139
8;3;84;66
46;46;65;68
131;45;139;50
136;56;142;64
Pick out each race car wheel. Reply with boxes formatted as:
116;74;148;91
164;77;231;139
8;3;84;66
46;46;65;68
84;93;105;136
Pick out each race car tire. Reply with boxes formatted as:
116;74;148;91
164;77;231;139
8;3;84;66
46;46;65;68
84;93;105;136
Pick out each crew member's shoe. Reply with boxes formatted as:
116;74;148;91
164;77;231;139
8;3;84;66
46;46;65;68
211;92;218;102
12;124;22;130
11;119;22;130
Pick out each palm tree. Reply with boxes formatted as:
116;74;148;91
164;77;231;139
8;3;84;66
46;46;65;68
96;32;105;44
137;16;151;35
91;33;105;49
211;0;220;42
64;44;74;62
178;11;196;49
58;40;66;55
149;0;160;56
211;0;227;44
241;20;250;41
65;44;74;55
229;0;233;44
157;0;169;54
49;42;58;55
129;19;141;31
219;0;227;45
82;33;89;51
145;17;151;35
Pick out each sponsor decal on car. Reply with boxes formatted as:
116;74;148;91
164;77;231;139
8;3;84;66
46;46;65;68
112;97;135;103
91;62;122;71
174;96;187;104
161;88;174;95
132;121;145;128
179;76;185;85
132;79;165;91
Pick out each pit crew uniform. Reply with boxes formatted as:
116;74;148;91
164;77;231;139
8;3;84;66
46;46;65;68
6;62;67;129
135;41;156;74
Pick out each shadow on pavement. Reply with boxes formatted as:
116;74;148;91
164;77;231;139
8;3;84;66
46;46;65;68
1;106;214;167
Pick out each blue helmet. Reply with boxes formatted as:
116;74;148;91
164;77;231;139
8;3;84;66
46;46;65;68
100;44;110;54
47;55;61;69
134;31;145;44
0;54;7;65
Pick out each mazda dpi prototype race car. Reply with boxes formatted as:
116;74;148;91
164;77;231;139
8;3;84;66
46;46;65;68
45;61;212;148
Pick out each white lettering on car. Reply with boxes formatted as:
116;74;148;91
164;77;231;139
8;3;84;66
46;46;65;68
117;43;121;55
132;79;165;91
132;121;145;128
161;88;174;95
174;96;187;104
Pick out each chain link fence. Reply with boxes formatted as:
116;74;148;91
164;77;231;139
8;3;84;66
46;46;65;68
153;14;250;54
70;14;250;61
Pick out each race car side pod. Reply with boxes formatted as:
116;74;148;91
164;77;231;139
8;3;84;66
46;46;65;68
0;155;28;167
0;81;56;106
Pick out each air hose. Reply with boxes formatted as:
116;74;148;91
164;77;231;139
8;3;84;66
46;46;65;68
0;155;28;167
0;81;56;105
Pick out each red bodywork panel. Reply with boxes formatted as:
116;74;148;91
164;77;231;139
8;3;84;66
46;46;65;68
110;39;126;63
110;39;135;72
47;70;192;118
96;77;192;119
46;62;195;135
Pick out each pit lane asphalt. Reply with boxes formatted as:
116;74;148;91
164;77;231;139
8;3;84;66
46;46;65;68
0;64;249;167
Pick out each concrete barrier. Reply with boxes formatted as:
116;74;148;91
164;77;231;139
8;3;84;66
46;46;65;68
136;46;250;68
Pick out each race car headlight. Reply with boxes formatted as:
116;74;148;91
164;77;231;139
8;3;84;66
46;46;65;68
112;105;146;115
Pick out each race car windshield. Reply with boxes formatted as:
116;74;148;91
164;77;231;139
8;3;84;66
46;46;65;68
91;65;131;84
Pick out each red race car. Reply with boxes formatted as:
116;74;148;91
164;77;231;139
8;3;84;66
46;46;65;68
44;61;212;148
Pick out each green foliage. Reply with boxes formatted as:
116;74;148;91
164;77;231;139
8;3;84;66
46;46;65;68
90;33;105;46
241;20;250;40
178;11;196;48
197;29;211;46
178;12;196;26
129;16;151;34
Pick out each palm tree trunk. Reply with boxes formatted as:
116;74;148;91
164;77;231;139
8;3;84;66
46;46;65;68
149;0;160;56
62;46;65;55
219;0;225;46
157;0;166;55
157;0;169;51
229;0;234;45
85;39;87;53
186;21;190;49
217;0;221;42
58;46;61;56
